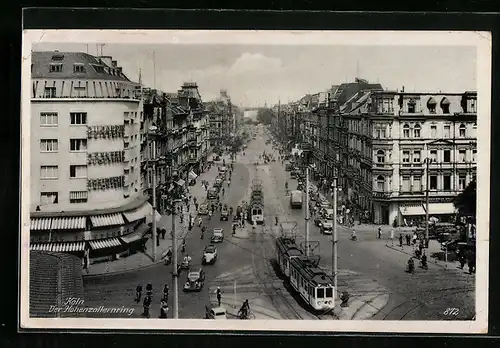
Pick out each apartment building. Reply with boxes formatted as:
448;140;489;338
29;51;157;259
207;90;235;152
370;90;477;225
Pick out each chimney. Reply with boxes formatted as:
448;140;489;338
402;86;405;92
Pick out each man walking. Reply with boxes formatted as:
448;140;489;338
215;287;223;307
390;228;395;246
377;227;382;239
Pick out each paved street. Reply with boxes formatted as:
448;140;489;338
81;127;474;320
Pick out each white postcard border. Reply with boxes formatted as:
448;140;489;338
20;30;490;333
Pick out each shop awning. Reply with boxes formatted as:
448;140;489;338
51;217;86;230
188;170;198;181
399;205;426;216
90;213;125;228
146;208;162;224
30;243;53;252
425;203;457;215
30;218;53;231
123;203;151;222
51;241;85;253
88;237;122;250
120;226;148;244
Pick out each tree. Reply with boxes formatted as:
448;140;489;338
454;179;476;219
256;108;273;125
231;136;244;153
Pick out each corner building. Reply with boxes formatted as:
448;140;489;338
370;91;477;225
30;51;157;262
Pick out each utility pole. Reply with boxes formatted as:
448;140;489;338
305;165;310;257
151;139;157;262
172;197;179;318
425;158;430;241
332;178;338;300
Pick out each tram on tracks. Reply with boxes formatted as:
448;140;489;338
275;234;335;311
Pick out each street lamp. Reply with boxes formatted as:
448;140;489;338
148;125;159;262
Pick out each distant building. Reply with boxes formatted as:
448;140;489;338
30;50;151;260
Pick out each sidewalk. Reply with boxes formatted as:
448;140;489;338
84;165;221;277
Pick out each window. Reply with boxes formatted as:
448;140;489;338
69;165;87;178
402;176;410;192
44;87;56;98
40;192;58;205
40;165;58;179
443;175;451;191
325;287;333;298
316;288;325;299
430;175;438;190
70;112;87;125
413;150;421;163
402;150;410;164
459;175;466;190
376;175;385;191
458;149;466;162
430;150;437;163
473;122;477;129
430;125;437;138
40;139;58;152
49;63;62;72
413;176;422;192
441;98;450;114
472;149;477;162
73;64;85;73
459;124;466;137
443;150;451;163
443;125;451;138
40;112;58;126
407;99;416;113
403;124;410;138
70;191;88;203
70;139;87;151
413;124;421;138
470;99;477;113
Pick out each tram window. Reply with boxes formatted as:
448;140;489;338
317;288;325;298
326;288;333;298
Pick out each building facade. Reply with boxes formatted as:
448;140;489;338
207;90;235;152
370;91;478;225
30;51;157;260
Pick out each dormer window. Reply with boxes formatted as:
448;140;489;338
407;99;416;113
427;97;437;113
73;63;85;73
49;63;62;73
441;97;450;114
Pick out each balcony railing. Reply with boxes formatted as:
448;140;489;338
34;94;141;101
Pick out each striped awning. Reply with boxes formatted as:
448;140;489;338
51;241;86;253
30;243;53;252
120;229;147;244
88;237;122;250
90;213;125;227
51;217;86;230
123;203;151;222
30;218;53;231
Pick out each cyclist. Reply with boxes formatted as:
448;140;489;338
238;299;250;319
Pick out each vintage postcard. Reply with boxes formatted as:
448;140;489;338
20;30;490;333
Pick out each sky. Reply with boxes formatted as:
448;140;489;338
33;43;477;107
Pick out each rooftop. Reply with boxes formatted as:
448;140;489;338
31;51;135;83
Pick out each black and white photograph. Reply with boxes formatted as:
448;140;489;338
20;30;490;333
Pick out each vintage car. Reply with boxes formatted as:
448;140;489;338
207;188;219;200
214;178;223;187
183;268;205;292
198;203;209;215
314;218;326;227
220;207;229;221
297;181;304;191
202;244;218;265
321;220;333;235
205;305;227;319
211;228;224;243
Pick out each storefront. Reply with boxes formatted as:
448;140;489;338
397;202;457;227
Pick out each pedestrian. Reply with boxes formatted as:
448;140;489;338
159;299;168;318
163;284;169;302
390;229;394;245
406;234;411;246
156;234;160;247
143;295;152;318
412;232;417;245
216;287;223;307
377;227;382;239
146;282;153;297
399;234;403;248
161;228;166;240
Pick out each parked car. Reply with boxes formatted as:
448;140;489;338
202;244;218;265
211;228;224;243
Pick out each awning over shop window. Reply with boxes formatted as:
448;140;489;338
51;217;86;230
88;238;122;250
90;213;125;228
30;218;52;231
425;203;457;215
188;170;198;181
123;203;151;223
120;225;148;244
399;205;426;216
30;243;53;252
145;207;162;224
51;241;85;253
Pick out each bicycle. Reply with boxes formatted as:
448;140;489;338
237;309;255;320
